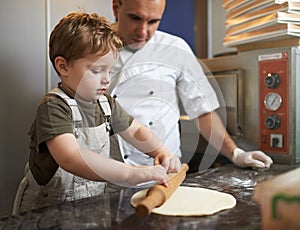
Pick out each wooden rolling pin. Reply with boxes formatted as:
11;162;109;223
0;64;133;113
135;163;189;218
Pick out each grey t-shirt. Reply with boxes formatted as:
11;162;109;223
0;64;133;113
28;86;134;185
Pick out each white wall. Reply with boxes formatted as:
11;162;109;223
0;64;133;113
0;0;113;217
49;0;114;89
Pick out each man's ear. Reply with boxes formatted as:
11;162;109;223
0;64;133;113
112;0;119;20
55;56;68;76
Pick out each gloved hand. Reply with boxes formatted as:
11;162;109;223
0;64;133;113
231;148;273;170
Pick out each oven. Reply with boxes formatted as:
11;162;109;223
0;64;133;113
180;46;300;165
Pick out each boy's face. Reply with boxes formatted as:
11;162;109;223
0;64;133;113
64;52;117;102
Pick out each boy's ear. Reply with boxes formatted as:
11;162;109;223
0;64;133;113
55;56;68;76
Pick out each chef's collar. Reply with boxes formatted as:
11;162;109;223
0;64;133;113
119;46;135;65
124;45;138;53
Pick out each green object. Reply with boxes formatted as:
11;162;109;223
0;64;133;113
272;193;300;219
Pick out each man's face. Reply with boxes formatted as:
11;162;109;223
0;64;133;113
114;0;166;50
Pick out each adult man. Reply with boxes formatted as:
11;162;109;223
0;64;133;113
108;0;273;171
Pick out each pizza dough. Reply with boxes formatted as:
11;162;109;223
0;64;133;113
130;186;236;216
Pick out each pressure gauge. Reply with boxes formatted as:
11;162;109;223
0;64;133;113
264;92;282;111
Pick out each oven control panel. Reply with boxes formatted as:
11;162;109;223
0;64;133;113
258;52;289;154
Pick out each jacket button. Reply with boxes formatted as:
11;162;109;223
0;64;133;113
149;121;153;126
149;91;154;95
113;94;117;98
124;155;128;159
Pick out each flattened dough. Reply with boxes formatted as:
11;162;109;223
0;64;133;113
130;186;236;216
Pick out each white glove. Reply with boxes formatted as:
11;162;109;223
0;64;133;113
232;148;273;170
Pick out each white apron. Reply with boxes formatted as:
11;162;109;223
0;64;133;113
13;88;111;214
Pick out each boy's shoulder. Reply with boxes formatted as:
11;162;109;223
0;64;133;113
37;90;71;115
39;90;66;104
39;92;63;104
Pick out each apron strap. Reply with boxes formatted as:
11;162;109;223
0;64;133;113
49;88;112;134
48;88;83;138
99;95;111;132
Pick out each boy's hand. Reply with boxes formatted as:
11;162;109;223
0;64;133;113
154;152;181;173
128;165;169;187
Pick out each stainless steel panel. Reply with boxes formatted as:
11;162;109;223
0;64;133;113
207;69;244;138
201;46;300;164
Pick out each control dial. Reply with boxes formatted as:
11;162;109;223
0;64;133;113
264;73;280;89
264;92;282;111
265;115;281;130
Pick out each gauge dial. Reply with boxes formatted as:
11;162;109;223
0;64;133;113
264;93;282;111
264;73;280;89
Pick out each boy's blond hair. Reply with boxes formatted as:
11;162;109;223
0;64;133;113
49;12;123;75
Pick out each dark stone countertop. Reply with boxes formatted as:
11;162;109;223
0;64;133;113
0;164;298;230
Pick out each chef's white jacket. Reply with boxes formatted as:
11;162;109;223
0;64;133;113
108;31;219;166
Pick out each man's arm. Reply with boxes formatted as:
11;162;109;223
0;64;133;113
195;111;273;169
195;111;237;159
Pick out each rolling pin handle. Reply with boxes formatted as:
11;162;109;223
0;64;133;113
136;203;150;218
135;164;189;218
136;189;166;218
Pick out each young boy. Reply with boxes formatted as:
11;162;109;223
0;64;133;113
13;12;181;214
